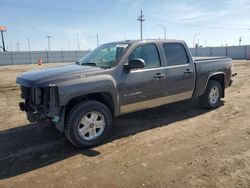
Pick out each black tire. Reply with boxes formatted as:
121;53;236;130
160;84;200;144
199;80;222;109
65;100;112;148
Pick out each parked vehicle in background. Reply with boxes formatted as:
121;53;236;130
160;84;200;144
16;39;234;148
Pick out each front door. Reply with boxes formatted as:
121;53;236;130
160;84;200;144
118;43;166;114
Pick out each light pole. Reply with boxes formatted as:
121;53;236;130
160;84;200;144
27;38;31;51
137;10;145;40
0;26;7;52
27;38;32;63
68;39;71;50
239;36;242;45
77;34;80;51
193;33;199;48
158;24;166;39
46;36;52;51
16;42;20;51
96;34;99;47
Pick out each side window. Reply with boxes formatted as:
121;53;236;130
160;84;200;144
163;43;189;66
129;44;161;68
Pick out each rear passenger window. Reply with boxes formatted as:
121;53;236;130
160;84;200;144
129;44;161;68
163;43;189;66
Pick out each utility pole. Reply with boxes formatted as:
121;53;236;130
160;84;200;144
158;24;166;39
137;10;145;40
46;36;52;51
193;33;199;48
239;36;242;45
77;34;80;50
27;38;31;51
0;26;7;52
96;34;99;47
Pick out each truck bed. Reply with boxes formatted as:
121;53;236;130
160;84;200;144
192;56;232;98
193;56;229;62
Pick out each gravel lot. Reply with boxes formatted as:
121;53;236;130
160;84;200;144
0;61;249;188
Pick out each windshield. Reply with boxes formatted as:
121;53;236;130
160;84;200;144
79;43;129;68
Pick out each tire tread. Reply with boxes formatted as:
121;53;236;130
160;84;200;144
199;80;222;109
65;100;112;148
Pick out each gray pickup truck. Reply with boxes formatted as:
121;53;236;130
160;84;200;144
17;39;234;148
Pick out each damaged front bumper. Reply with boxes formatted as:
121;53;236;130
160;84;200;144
19;86;65;132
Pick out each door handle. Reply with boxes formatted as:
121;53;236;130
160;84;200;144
153;73;165;79
184;69;193;74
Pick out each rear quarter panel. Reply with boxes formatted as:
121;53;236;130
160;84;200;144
193;58;232;97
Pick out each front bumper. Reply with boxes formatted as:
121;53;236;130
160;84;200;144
19;86;60;119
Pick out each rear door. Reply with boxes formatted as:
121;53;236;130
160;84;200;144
161;43;195;99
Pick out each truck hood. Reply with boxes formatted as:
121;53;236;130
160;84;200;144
16;64;103;87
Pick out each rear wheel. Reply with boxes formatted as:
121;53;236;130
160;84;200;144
199;80;222;109
65;100;112;148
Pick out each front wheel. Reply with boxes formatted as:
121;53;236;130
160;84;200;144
199;80;222;109
65;100;112;148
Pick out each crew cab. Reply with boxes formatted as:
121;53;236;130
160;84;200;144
16;39;234;148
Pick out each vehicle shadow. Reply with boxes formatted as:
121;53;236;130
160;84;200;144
0;99;223;179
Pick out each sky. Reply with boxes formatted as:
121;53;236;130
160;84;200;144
0;0;250;51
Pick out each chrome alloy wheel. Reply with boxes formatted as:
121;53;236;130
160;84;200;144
77;111;106;141
209;86;219;105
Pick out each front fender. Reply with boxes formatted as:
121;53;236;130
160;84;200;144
56;75;120;115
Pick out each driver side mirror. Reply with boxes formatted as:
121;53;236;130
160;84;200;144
124;58;145;70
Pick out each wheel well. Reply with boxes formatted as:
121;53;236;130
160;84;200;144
65;92;115;117
208;74;225;97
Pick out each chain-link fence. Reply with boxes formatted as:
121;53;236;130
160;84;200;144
0;50;90;65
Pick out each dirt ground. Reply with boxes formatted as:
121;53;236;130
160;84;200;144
0;61;249;188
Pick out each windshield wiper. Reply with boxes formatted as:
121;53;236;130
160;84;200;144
81;62;97;67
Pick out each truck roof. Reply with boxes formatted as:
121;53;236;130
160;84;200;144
105;39;186;45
